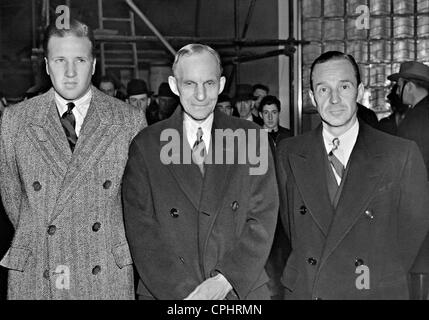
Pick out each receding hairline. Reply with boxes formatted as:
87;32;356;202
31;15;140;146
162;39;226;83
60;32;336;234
172;44;223;77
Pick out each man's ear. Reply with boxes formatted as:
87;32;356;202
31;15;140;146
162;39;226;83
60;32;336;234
357;83;365;102
168;76;180;96
44;57;50;75
147;98;151;105
309;89;317;107
92;59;96;75
218;76;226;94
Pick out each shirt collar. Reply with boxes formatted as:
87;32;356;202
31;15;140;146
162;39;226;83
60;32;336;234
183;112;214;151
54;89;92;117
322;119;359;166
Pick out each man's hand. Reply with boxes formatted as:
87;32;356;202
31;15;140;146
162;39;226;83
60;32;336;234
184;273;233;300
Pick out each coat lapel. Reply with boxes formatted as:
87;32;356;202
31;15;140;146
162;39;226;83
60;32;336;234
164;107;204;210
319;123;386;266
198;111;232;270
289;125;334;236
50;87;123;222
26;89;71;179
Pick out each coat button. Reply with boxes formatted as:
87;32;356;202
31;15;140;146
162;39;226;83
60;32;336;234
43;270;50;279
300;205;307;215
33;181;42;191
170;208;179;218
231;201;239;211
92;222;101;232
47;225;56;235
355;258;364;267
308;257;317;265
103;180;112;189
364;209;374;219
92;265;101;275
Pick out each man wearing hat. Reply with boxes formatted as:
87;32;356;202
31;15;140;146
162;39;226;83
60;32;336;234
388;61;429;299
127;79;151;113
234;84;263;126
388;61;429;176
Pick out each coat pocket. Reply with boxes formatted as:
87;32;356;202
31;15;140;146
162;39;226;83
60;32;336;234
280;263;300;292
0;246;32;272
111;243;133;269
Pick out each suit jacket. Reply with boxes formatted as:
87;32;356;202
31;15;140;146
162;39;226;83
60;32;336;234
0;86;147;299
396;96;429;273
357;103;379;129
378;113;398;136
122;107;278;300
397;95;429;177
276;122;429;299
268;125;293;153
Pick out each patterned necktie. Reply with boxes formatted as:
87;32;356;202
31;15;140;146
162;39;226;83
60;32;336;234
60;102;78;152
192;127;206;176
328;137;345;180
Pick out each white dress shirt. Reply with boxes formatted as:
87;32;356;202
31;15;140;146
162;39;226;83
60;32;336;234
322;119;359;184
183;112;213;151
55;89;92;137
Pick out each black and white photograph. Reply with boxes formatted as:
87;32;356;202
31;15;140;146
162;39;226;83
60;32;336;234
0;0;428;312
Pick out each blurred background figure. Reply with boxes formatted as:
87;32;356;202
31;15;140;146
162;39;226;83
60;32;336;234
146;82;178;125
259;95;292;152
98;75;117;97
127;78;151;113
215;94;233;116
234;84;263;126
252;83;269;118
378;84;409;135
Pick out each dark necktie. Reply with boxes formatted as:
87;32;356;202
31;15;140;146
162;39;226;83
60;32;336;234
328;137;345;181
60;102;78;152
191;127;206;176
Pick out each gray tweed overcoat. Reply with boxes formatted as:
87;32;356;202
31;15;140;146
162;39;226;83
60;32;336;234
0;86;146;299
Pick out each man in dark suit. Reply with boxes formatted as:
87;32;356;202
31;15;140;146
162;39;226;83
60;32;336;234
258;94;292;299
388;61;429;176
387;61;429;299
259;95;292;153
122;44;278;300
276;51;429;299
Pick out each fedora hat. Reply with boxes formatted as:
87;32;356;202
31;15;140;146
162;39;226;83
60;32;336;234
388;61;429;84
234;84;256;103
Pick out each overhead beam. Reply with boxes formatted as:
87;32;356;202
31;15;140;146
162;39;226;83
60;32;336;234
223;47;296;65
94;34;308;47
124;0;176;56
241;0;257;39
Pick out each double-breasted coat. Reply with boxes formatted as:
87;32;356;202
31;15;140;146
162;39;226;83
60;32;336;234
122;107;278;300
0;87;146;299
276;122;429;299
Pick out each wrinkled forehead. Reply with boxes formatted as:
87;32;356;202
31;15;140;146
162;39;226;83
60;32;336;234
174;51;222;78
